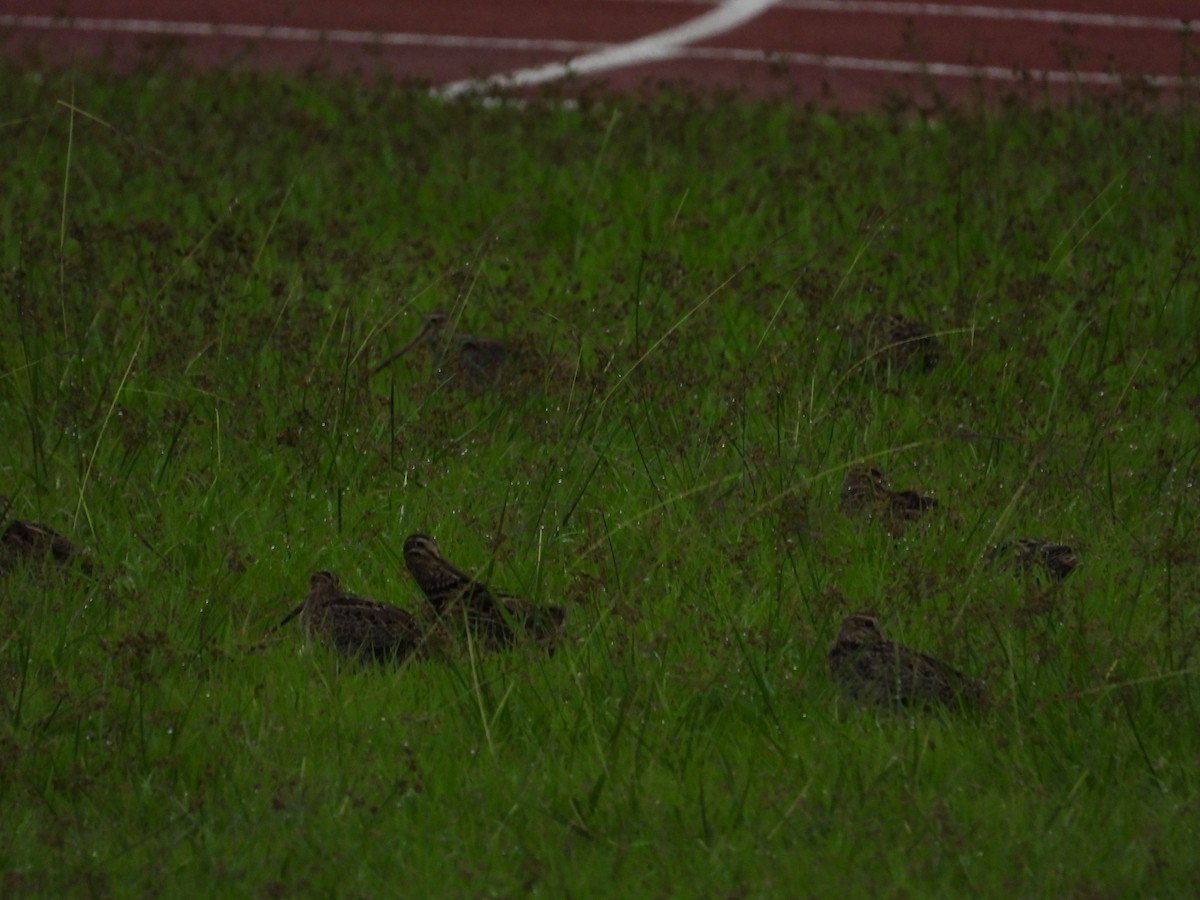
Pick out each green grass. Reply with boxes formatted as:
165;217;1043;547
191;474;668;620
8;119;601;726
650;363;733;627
2;65;1199;895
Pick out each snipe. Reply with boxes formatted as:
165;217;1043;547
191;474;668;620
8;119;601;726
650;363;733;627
402;533;565;651
0;501;94;575
278;571;425;664
828;613;988;710
989;537;1079;581
853;312;941;374
839;465;938;528
373;310;509;385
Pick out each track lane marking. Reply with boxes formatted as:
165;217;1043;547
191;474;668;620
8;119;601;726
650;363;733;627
0;15;606;54
1;11;1187;89
690;45;1188;86
437;0;780;96
609;0;1194;31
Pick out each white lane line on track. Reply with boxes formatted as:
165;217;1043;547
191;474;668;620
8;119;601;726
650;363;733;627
1;12;1188;88
691;45;1188;87
0;15;607;54
436;0;779;97
612;0;1194;31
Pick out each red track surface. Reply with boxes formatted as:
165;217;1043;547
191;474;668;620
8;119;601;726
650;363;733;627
1;1;1196;107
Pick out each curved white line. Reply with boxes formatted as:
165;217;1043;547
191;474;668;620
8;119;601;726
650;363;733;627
437;0;780;97
3;10;1185;90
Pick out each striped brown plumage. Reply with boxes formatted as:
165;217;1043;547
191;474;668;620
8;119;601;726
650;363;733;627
1;515;94;575
373;311;509;384
278;571;424;664
402;533;564;650
839;465;938;526
856;311;941;374
989;537;1079;581
828;613;988;710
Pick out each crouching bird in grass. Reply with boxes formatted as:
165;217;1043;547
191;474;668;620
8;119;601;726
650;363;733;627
373;310;574;393
373;310;509;385
988;537;1079;582
839;465;939;532
0;503;95;576
277;571;426;665
828;613;989;710
852;311;942;376
402;533;565;652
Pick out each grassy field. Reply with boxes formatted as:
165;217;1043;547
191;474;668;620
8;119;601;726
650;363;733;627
2;65;1199;895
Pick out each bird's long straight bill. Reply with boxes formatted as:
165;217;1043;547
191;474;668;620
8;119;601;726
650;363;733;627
371;329;429;376
274;600;305;631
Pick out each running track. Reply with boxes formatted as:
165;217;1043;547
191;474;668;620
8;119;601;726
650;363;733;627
1;1;1195;107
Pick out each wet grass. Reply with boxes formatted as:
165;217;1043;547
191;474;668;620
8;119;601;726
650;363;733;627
1;66;1199;895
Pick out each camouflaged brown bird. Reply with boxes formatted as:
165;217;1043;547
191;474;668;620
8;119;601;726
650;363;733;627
989;537;1079;581
828;613;988;709
0;507;95;575
839;465;938;528
374;310;575;392
402;533;565;651
854;311;941;374
278;571;425;664
373;310;510;384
